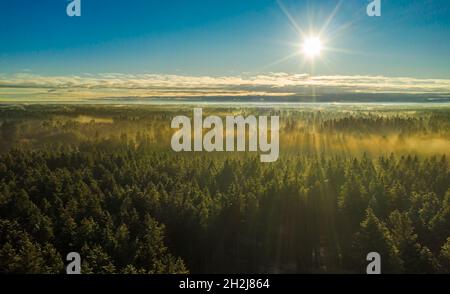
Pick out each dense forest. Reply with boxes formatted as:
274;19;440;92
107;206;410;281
0;104;449;273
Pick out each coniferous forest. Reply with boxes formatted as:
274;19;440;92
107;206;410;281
0;104;449;273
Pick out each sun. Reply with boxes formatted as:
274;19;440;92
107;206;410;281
301;36;323;59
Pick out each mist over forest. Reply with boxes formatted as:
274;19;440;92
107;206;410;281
0;104;449;273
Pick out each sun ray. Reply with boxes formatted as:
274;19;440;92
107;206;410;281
325;47;375;56
276;0;306;38
261;0;368;77
257;51;302;71
319;0;342;37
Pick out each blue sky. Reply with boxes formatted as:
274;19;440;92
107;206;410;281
1;0;450;101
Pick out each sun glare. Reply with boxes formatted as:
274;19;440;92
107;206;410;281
301;36;323;59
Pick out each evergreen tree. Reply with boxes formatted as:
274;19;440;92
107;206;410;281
354;208;403;273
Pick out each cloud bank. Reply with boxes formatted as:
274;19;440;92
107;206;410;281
1;72;450;102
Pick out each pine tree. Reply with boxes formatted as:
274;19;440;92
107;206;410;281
354;208;403;273
389;210;438;273
439;237;450;273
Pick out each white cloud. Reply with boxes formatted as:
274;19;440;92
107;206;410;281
1;72;450;101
